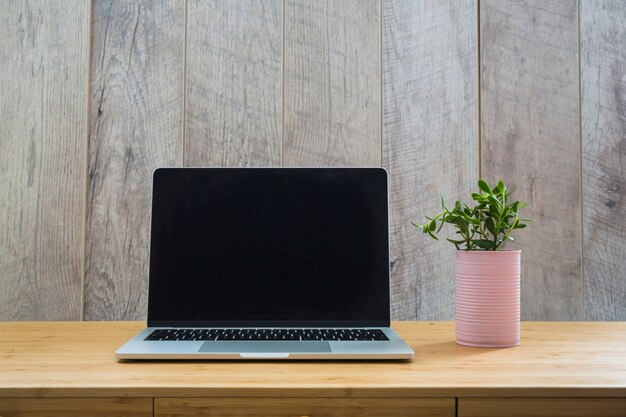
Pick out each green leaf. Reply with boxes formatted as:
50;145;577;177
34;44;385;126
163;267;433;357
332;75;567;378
472;239;496;249
437;216;447;233
454;200;462;211
471;192;484;201
514;223;526;229
427;230;439;240
467;217;481;225
444;213;457;223
428;221;437;232
447;238;466;244
485;217;496;236
454;217;468;233
478;179;491;194
492;181;505;195
487;195;500;206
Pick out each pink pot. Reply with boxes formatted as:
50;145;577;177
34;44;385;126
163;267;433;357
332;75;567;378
456;250;521;347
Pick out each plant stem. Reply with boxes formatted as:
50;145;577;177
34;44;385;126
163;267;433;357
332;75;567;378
496;215;518;250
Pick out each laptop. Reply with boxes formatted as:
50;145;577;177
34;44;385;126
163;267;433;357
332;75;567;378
116;167;414;360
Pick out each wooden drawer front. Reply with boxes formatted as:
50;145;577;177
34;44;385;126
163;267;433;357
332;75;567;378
0;398;153;417
155;398;455;417
459;398;626;417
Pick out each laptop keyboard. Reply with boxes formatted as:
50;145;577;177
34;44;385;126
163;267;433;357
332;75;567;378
145;328;389;342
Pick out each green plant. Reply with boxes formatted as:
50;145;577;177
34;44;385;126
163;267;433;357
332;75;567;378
413;179;530;251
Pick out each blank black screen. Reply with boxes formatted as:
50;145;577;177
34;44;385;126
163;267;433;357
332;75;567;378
147;168;390;327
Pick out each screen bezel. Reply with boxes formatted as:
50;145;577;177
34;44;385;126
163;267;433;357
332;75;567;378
146;167;391;328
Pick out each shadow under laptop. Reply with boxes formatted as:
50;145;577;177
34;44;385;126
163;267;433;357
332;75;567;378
116;358;414;364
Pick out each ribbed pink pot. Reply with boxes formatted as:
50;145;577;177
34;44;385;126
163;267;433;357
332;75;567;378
456;250;520;348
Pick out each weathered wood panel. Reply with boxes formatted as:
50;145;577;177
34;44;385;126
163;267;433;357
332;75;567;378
155;398;455;417
284;0;381;166
0;398;152;417
581;0;626;320
383;0;478;319
0;0;89;320
480;0;582;319
459;398;626;417
84;0;184;320
185;0;282;167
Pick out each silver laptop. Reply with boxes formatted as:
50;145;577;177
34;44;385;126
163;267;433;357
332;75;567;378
116;168;414;360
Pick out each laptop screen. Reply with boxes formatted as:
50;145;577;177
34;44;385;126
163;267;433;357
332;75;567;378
147;168;390;327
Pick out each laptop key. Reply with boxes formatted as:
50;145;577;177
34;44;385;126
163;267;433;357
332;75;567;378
145;328;389;342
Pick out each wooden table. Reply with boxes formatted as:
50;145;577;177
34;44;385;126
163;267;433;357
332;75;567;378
1;322;625;416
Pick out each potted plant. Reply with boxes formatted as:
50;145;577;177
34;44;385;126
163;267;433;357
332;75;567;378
414;179;530;347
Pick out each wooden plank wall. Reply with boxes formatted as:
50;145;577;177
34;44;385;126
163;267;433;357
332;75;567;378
84;0;184;320
0;0;89;320
185;0;282;167
580;0;626;320
284;0;381;166
383;0;477;320
0;0;624;321
480;0;582;320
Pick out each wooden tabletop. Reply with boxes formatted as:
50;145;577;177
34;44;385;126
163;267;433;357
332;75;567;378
1;321;625;398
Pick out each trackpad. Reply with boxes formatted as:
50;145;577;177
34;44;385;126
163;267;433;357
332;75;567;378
199;341;331;353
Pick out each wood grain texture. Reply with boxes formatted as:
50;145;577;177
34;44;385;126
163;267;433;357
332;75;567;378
0;0;89;320
155;398;454;417
84;0;184;320
581;1;626;320
480;0;582;320
185;0;282;167
284;0;381;166
0;398;152;417
459;398;626;417
383;0;478;320
2;321;626;398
